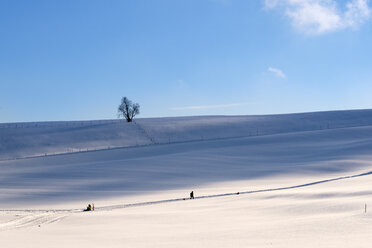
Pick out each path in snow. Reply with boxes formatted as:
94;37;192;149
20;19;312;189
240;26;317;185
1;169;371;231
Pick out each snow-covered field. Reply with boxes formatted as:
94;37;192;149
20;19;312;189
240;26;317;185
1;110;372;247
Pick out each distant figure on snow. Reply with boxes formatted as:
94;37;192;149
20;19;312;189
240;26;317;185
85;204;92;211
190;191;194;199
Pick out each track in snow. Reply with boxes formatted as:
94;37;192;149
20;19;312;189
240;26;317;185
1;170;371;231
0;211;72;231
96;170;372;211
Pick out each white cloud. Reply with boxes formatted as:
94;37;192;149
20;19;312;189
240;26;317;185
345;0;371;26
171;103;246;111
265;0;371;35
268;67;286;78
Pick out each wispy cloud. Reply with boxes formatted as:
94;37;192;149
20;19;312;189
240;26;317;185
171;103;246;111
268;67;286;78
209;0;232;4
265;0;371;35
176;79;188;89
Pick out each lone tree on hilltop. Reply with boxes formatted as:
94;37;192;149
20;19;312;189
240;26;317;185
118;97;140;122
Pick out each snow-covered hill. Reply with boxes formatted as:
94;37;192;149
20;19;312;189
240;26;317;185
2;109;372;160
1;110;372;247
1;109;372;208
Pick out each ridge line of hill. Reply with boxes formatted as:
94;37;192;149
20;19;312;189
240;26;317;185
2;109;372;160
2;123;372;162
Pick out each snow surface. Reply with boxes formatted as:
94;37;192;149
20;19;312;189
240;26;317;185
2;109;372;160
1;110;372;247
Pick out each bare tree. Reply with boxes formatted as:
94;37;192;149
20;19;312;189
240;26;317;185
118;97;140;122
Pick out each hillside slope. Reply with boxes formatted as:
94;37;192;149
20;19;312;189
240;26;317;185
1;123;372;208
1;110;372;247
2;109;372;160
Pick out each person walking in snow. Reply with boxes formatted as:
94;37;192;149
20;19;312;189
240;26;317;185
190;191;194;199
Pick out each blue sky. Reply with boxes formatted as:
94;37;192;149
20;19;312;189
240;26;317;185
1;0;372;122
